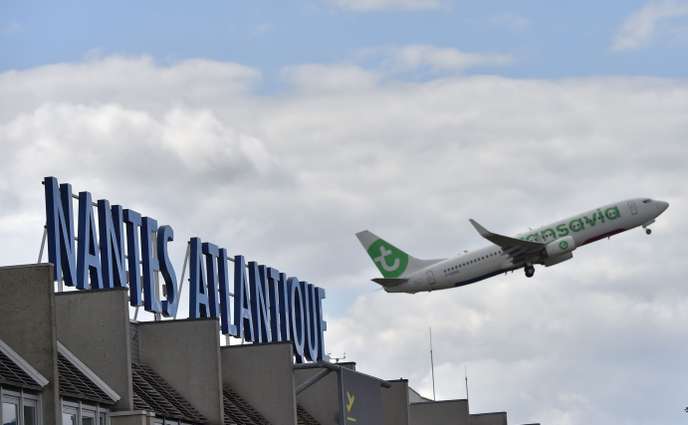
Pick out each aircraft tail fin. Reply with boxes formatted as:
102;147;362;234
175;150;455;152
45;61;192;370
356;230;444;278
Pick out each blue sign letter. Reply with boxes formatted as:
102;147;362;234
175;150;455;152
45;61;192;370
250;264;272;343
267;268;282;342
43;177;76;286
98;200;127;289
202;242;221;318
189;237;210;318
233;255;254;342
141;217;162;313
218;248;237;336
289;277;306;362
316;287;327;361
124;209;142;306
158;225;179;317
277;272;291;342
304;282;318;362
76;192;102;290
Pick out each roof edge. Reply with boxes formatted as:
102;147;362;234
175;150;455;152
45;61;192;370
0;338;49;388
57;341;121;403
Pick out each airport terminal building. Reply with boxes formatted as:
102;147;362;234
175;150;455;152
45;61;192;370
0;263;540;425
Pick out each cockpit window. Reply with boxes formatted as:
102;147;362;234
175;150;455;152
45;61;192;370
642;199;652;204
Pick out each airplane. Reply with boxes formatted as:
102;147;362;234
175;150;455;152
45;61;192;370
356;198;669;293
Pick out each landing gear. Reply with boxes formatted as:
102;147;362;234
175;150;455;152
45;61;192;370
646;228;652;235
524;265;535;278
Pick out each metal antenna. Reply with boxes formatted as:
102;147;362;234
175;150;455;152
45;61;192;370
465;365;469;401
430;327;436;401
328;352;347;363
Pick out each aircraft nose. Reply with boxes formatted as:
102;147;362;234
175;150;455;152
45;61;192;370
657;200;669;213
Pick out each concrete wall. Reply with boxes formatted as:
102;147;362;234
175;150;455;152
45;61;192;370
294;368;340;425
110;411;154;425
383;380;409;425
409;399;470;425
221;343;297;425
295;366;387;425
0;264;60;425
136;319;224;425
55;288;133;410
469;412;508;425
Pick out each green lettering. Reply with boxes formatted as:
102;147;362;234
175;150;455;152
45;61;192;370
541;228;556;241
605;206;620;220
583;213;598;227
598;209;605;223
569;218;584;232
556;224;570;237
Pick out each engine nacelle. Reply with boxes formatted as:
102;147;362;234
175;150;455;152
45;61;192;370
543;251;573;267
545;236;576;258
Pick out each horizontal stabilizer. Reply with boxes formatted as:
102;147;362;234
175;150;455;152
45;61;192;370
372;278;408;288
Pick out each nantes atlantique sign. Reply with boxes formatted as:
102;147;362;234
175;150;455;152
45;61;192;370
43;176;326;363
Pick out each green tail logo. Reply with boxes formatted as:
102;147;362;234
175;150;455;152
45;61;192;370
367;239;409;278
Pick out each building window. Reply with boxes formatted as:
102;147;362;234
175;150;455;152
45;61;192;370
0;387;41;425
61;401;109;425
21;400;37;425
3;401;18;425
152;419;194;425
62;406;77;425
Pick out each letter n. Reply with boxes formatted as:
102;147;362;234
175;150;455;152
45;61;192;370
43;176;76;286
76;191;102;289
98;200;127;289
249;264;272;343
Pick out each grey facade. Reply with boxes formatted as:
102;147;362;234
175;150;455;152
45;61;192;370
0;264;538;425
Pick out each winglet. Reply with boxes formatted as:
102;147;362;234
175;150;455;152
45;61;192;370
469;219;490;238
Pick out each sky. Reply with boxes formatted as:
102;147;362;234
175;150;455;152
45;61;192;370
1;1;687;424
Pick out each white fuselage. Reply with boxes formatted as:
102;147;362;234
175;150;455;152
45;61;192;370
393;198;669;293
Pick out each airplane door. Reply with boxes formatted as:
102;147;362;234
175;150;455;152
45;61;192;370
628;201;638;215
426;270;436;285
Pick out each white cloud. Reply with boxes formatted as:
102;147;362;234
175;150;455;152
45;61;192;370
0;56;687;424
281;64;380;92
612;0;688;50
329;0;443;12
374;44;512;73
0;56;260;122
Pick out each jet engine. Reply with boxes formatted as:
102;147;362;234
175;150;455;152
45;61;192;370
545;236;576;257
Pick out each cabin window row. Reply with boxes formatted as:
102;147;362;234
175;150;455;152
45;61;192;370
444;250;503;273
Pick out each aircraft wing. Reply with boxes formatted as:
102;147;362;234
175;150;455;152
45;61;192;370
469;219;545;265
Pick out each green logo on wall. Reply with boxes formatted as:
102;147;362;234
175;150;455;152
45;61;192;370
367;239;409;278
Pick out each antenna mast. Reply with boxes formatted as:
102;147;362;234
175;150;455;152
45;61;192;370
429;327;436;401
465;365;469;400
